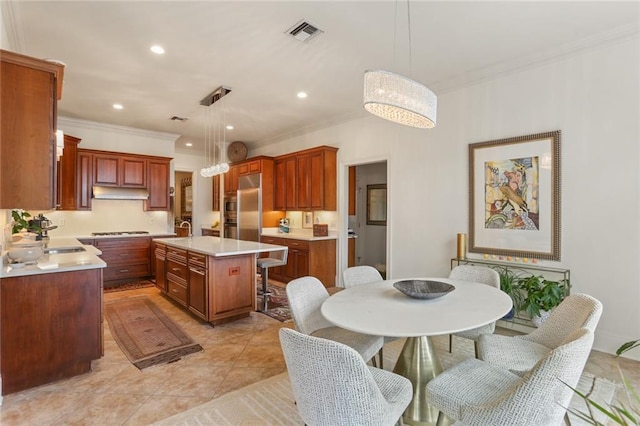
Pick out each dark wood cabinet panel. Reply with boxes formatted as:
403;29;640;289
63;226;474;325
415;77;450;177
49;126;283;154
348;166;356;215
121;156;146;187
0;50;63;210
94;237;150;286
76;150;93;210
259;236;336;286
57;134;81;210
273;146;337;212
224;165;239;194
1;268;103;395
212;174;221;211
93;154;120;186
154;242;167;291
145;159;170;211
188;252;208;319
284;156;297;209
297;154;310;210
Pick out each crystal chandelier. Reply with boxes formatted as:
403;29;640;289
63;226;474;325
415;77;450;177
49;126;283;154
363;1;437;129
200;86;231;177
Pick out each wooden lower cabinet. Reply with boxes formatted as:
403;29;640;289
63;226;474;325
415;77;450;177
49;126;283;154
260;236;336;287
154;242;167;291
1;268;103;395
188;251;207;319
153;243;256;325
94;237;150;286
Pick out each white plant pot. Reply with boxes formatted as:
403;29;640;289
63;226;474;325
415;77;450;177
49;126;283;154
532;309;552;327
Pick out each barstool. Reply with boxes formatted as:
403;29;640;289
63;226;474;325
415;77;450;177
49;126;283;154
256;249;288;312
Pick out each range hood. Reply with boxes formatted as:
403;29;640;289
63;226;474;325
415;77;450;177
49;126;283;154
92;186;149;200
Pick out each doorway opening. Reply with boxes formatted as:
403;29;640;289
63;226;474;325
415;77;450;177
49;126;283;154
174;171;193;236
347;161;388;279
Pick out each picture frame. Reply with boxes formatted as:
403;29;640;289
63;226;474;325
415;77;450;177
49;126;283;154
367;184;387;226
469;130;561;260
302;211;314;229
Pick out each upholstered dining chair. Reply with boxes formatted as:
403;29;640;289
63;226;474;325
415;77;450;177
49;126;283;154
447;265;501;357
286;276;384;366
478;293;602;376
342;265;383;288
280;328;413;426
426;327;594;426
342;265;396;369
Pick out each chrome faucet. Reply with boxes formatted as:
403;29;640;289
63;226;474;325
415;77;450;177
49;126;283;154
179;221;192;238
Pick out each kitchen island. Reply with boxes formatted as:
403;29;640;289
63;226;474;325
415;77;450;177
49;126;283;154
0;237;106;395
153;237;287;325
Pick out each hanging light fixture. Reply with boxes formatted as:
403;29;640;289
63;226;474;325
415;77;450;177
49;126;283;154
363;1;437;129
199;86;231;178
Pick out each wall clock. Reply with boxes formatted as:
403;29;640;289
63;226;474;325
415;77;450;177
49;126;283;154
227;141;248;162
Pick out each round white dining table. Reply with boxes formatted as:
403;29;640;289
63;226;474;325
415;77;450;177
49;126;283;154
321;277;512;426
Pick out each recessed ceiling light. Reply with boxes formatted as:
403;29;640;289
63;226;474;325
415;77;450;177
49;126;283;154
113;104;124;110
226;125;234;130
150;45;165;55
185;142;193;147
297;92;308;99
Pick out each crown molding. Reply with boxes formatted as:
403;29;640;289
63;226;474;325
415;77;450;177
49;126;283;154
1;0;24;52
433;23;640;94
58;116;180;143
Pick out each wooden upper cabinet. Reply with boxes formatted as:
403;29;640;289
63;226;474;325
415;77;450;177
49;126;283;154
121;156;146;187
76;150;93;211
348;166;356;215
274;146;337;211
0;50;64;210
57;134;81;210
224;165;239;194
93;153;146;188
144;158;171;211
212;175;220;211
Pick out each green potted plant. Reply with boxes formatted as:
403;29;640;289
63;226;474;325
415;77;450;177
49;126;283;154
11;209;34;234
495;266;525;320
515;275;570;326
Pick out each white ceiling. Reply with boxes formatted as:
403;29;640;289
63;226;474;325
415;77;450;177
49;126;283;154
4;1;639;155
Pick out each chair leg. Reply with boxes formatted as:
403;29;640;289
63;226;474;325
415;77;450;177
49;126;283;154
448;334;453;353
371;355;378;368
436;411;445;426
379;347;384;370
474;340;479;359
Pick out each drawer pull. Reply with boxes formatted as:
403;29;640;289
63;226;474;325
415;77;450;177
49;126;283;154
119;269;129;273
172;288;178;293
120;253;129;256
172;267;181;272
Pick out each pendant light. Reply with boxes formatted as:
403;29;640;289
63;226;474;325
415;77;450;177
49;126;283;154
363;1;437;128
199;86;231;177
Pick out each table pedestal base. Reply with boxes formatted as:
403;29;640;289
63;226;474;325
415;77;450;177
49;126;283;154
393;336;443;426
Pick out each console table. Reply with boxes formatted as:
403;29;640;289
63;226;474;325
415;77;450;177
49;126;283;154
451;258;570;332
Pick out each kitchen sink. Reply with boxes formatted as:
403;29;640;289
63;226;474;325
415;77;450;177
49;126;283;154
44;247;87;254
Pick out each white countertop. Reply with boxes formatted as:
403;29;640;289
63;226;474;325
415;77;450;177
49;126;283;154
72;232;176;240
153;236;288;257
261;228;337;241
1;237;106;278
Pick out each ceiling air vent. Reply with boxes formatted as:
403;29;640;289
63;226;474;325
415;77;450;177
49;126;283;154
286;20;323;42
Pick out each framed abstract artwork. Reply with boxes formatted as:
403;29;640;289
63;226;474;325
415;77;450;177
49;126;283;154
469;130;561;260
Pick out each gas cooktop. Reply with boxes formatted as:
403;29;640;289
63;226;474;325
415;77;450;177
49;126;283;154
91;231;150;236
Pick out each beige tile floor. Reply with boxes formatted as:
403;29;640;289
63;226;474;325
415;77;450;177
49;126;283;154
1;285;638;425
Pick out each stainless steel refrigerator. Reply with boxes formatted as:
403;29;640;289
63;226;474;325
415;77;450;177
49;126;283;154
237;174;262;242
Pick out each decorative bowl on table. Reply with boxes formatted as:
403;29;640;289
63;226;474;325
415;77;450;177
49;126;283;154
393;279;455;299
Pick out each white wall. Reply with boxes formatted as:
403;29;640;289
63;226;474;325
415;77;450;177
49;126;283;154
252;35;640;357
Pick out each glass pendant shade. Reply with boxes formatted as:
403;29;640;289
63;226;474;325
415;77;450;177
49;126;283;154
363;69;437;129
